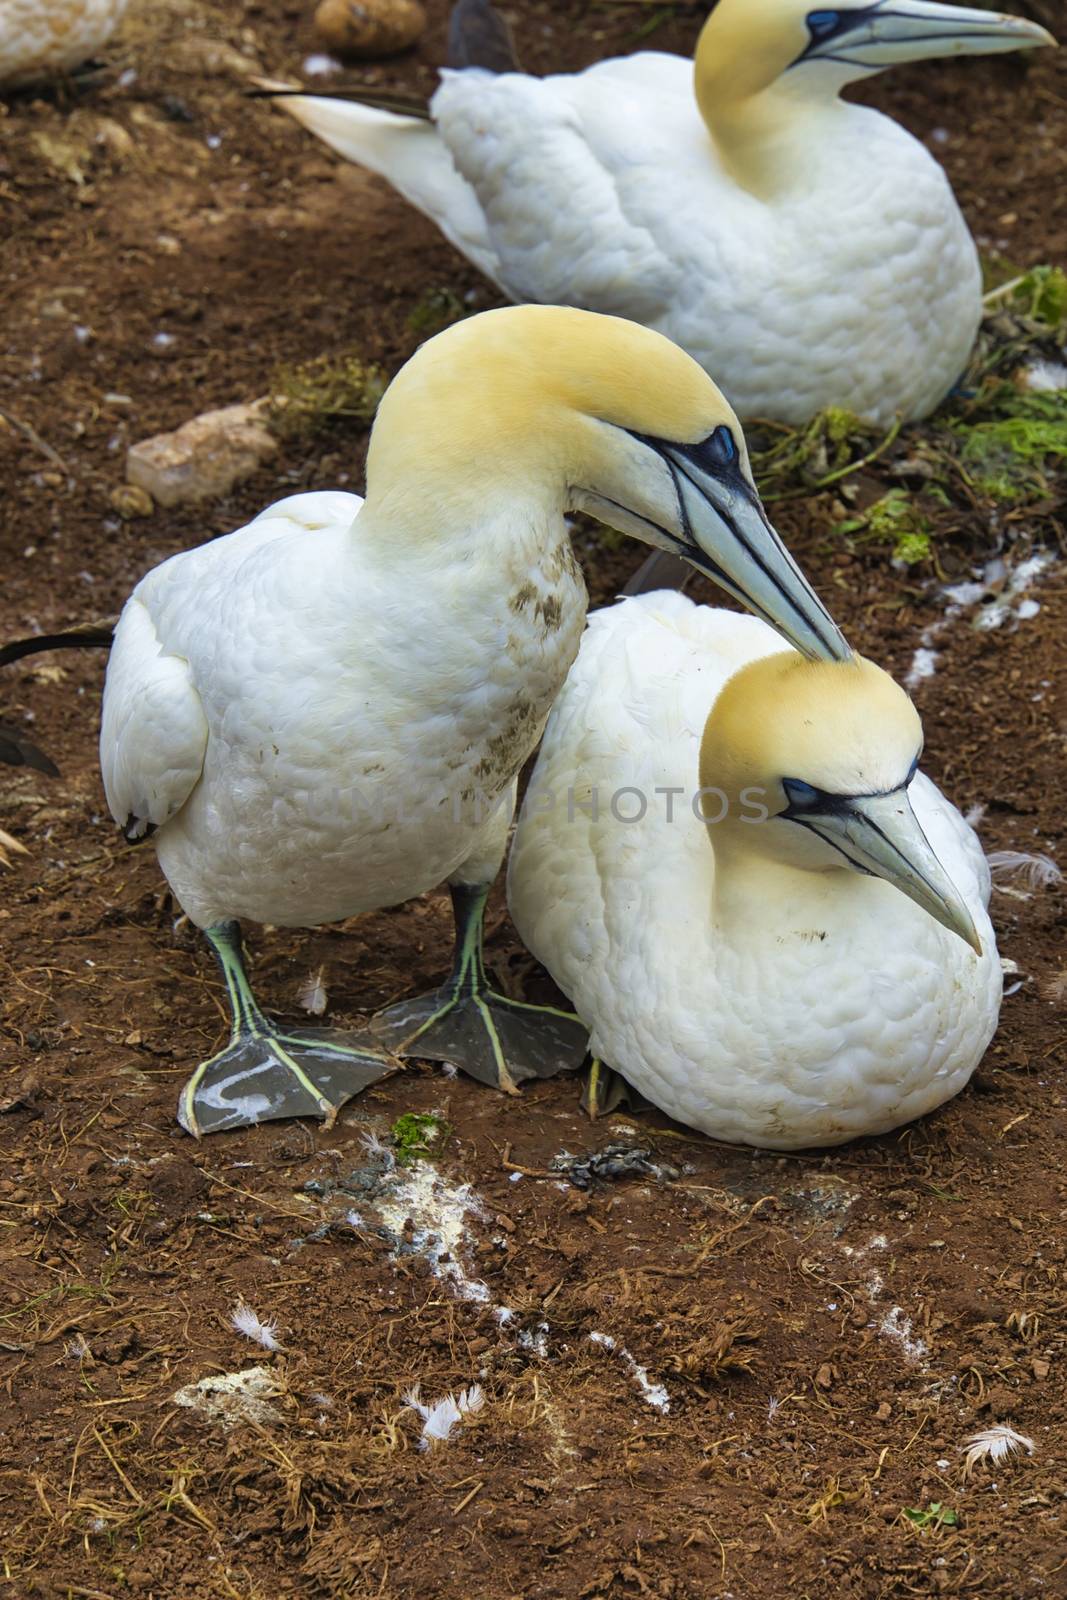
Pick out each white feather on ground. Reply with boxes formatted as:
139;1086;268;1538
403;1384;485;1449
230;1301;282;1351
987;851;1062;898
961;1425;1035;1476
297;965;328;1015
358;1129;396;1168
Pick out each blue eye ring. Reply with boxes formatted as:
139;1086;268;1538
807;9;842;38
705;424;737;466
783;777;820;810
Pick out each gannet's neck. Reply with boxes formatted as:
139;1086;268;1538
695;77;853;200
363;456;565;558
707;829;849;943
691;0;863;199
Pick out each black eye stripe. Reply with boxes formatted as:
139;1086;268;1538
628;424;743;478
793;1;884;62
781;751;923;820
782;777;820;811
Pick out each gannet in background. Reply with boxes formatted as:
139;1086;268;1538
273;0;1054;426
61;305;848;1137
0;0;128;88
508;591;1001;1148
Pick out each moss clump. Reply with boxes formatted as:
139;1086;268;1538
903;1502;959;1531
997;265;1067;328
407;287;468;338
835;487;932;565
267;351;386;442
390;1112;448;1165
950;388;1067;504
751;405;876;499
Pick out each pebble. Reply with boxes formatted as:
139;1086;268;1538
126;399;277;508
314;0;427;58
109;483;154;520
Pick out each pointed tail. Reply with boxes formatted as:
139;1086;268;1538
253;73;502;287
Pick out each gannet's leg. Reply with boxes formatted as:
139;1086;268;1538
373;785;589;1091
373;881;589;1091
178;922;395;1137
374;883;591;1094
581;1057;628;1119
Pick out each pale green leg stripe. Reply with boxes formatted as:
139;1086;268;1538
179;922;333;1130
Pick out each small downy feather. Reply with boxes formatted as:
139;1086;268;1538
403;1383;485;1448
298;964;329;1015
961;1424;1035;1476
987;850;1062;899
230;1301;283;1351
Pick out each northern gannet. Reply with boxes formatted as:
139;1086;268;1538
507;592;1001;1148
1;0;128;88
85;305;848;1136
273;0;1054;426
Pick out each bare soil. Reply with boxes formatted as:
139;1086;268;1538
0;4;1065;1597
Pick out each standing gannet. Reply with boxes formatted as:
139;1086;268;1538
1;0;128;88
272;0;1054;426
93;305;849;1137
508;592;1001;1148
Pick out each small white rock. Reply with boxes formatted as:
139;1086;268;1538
126;399;277;507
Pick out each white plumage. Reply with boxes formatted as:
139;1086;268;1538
0;0;127;88
507;593;1002;1149
100;485;586;930
277;0;1053;425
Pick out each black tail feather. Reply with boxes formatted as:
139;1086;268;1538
0;725;60;777
0;620;116;669
0;618;116;774
249;82;433;120
621;551;694;598
447;0;521;71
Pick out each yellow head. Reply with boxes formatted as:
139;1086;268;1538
694;0;1053;123
699;649;980;951
701;651;918;807
365;306;847;660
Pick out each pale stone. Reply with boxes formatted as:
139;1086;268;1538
126;400;277;508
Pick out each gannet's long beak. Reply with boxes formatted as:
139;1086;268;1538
797;1;1055;68
633;431;851;663
792;785;983;953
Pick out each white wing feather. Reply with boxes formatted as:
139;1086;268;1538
100;599;208;839
433;68;683;321
276;95;504;286
508;594;776;1000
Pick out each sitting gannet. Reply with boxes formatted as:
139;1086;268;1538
273;0;1054;426
90;305;848;1137
507;592;1001;1148
1;0;128;88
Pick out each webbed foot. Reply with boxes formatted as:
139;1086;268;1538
179;922;395;1136
375;984;589;1092
372;882;589;1091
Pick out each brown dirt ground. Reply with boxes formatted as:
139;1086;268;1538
1;2;1066;1596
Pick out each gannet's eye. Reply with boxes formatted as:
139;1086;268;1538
703;424;738;468
783;777;820;811
807;10;843;39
